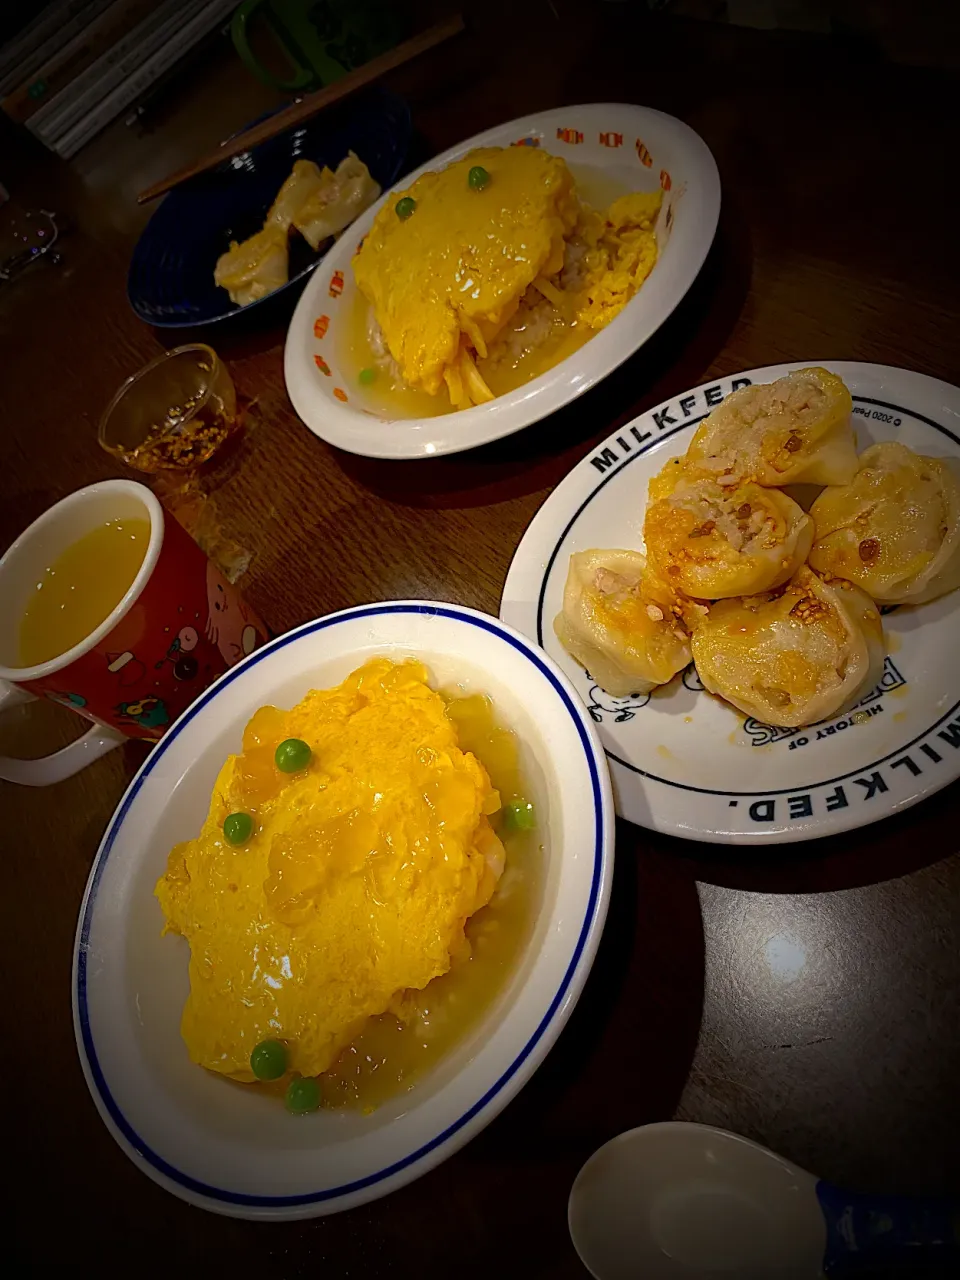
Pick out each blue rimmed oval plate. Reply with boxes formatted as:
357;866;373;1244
73;601;614;1218
127;87;410;328
501;362;960;844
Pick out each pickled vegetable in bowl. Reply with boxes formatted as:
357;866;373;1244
98;344;240;474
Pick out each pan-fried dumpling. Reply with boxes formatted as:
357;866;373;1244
691;566;885;728
685;367;857;488
554;549;697;697
644;464;813;600
293;152;380;250
213;224;289;305
265;159;328;230
808;442;960;605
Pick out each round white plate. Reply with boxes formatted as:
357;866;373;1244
73;602;614;1218
500;362;960;844
284;103;720;459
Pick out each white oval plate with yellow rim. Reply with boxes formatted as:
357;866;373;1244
283;103;720;459
500;362;960;844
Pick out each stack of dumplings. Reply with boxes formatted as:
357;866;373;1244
214;153;380;307
555;367;960;728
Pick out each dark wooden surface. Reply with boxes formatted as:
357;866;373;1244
4;4;959;1275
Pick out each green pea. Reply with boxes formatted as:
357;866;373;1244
223;811;253;845
285;1076;321;1113
468;165;490;191
275;737;312;773
395;196;416;220
250;1039;287;1081
505;799;536;832
358;367;376;386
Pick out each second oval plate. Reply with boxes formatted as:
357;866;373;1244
501;361;960;844
284;103;720;459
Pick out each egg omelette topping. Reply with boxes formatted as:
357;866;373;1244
570;192;663;330
155;658;506;1083
351;145;662;409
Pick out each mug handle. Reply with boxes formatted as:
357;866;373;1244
0;681;125;786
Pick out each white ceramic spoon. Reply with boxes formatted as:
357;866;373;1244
568;1122;958;1280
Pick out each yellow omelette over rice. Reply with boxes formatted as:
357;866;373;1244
352;145;662;409
155;658;505;1083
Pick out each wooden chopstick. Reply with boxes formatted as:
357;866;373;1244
136;13;464;204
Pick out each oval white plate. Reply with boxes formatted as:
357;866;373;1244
284;103;720;459
73;602;614;1218
500;363;960;844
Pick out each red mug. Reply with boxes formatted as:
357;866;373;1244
0;479;268;785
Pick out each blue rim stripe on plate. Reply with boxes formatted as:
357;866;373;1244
77;603;608;1207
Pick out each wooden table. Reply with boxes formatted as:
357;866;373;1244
5;6;959;1274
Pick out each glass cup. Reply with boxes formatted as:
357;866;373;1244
98;344;240;474
0;208;62;285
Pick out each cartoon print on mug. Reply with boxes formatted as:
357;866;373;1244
205;561;268;667
115;695;170;734
46;690;87;709
155;624;202;682
106;649;146;688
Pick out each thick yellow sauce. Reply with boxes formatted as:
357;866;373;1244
341;163;631;419
321;691;543;1110
340;289;592;417
342;287;453;419
479;311;592;399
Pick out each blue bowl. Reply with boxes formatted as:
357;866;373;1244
128;87;410;328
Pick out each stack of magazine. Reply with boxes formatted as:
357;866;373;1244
0;0;239;159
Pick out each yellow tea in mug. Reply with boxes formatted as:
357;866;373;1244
19;517;150;666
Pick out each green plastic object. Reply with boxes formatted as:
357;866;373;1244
231;0;405;94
